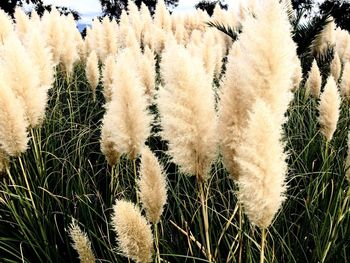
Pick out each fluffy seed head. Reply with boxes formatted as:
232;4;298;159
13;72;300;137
111;200;153;263
159;43;217;182
318;76;341;142
1;36;47;127
236;99;288;229
86;51;100;100
0;10;14;41
102;55;117;103
138;147;167;223
25;27;55;92
331;51;341;82
68;219;96;263
305;60;322;98
100;49;151;160
218;0;296;180
312;17;335;58
0;71;29;157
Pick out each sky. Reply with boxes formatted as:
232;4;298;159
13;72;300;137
41;0;239;24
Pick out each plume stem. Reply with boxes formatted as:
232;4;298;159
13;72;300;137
238;204;243;263
260;228;266;263
199;180;212;262
154;223;161;263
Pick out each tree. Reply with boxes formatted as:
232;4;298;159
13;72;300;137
194;0;228;16
99;0;179;19
0;0;80;20
319;0;350;32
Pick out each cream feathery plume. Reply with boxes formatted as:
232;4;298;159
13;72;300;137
100;17;118;61
60;14;80;78
0;10;14;42
41;8;64;66
202;30;220;78
159;43;217;182
154;0;172;32
331;51;341;82
234;0;296;124
102;55;117;103
30;10;41;27
140;3;152;26
25;27;55;93
335;28;350;63
0;70;29;157
341;63;350;102
86;51;100;101
218;0;296;180
345;132;350;183
1;36;47;128
100;49;151;160
138;147;167;224
138;47;156;103
128;1;142;43
218;43;253;180
91;19;104;60
305;60;322;98
117;10;130;49
84;27;96;59
14;7;31;42
68;219;96;263
235;99;287;229
111;200;154;263
318;76;341;142
312;17;335;58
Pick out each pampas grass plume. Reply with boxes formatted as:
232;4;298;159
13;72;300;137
331;51;341;82
0;10;14;42
111;200;153;263
305;60;322;98
1;36;47;127
0;72;29;157
100;49;151;160
138;147;167;224
318;76;341;142
69;219;96;263
236;99;287;229
159;43;217;181
138;47;156;103
218;43;251;180
312;17;335;58
86;51;99;101
25;27;55;92
335;28;350;62
102;55;117;103
14;7;31;41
